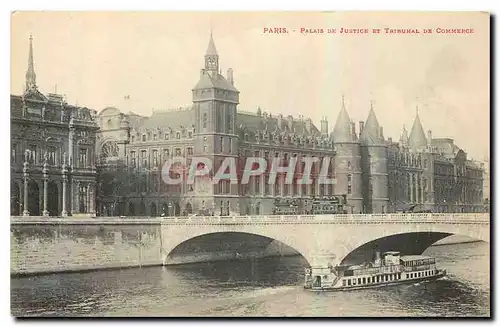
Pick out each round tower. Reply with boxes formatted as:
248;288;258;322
331;96;363;214
359;102;389;213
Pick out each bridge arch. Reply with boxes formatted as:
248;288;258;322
335;224;489;267
161;227;313;266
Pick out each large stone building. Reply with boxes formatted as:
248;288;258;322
10;35;98;217
11;34;486;217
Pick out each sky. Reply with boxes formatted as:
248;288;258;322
10;11;490;160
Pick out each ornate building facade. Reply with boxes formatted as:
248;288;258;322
11;34;485;217
10;36;98;216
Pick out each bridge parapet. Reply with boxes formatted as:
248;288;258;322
11;213;489;225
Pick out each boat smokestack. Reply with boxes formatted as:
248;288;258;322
374;251;381;266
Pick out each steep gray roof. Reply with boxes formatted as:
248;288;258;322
332;101;357;143
408;113;427;150
130;107;195;131
236;112;320;136
205;32;218;56
360;107;384;145
193;70;238;92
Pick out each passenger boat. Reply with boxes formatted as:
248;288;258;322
304;251;446;291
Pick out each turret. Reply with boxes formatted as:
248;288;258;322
359;100;388;214
408;106;427;152
331;95;362;214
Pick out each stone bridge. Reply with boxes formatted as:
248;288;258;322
160;213;489;268
11;213;489;275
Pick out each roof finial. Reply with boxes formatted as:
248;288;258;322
341;94;346;109
25;33;37;92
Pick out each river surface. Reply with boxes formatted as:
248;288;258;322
11;242;490;317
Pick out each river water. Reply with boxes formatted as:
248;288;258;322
11;241;490;317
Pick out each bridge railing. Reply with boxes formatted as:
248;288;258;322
11;213;489;225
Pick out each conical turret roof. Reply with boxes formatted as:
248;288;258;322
360;103;384;145
408;109;427;150
332;96;357;143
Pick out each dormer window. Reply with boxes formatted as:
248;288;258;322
142;134;146;142
188;131;193;138
153;134;157;141
131;135;135;143
165;133;169;140
176;132;181;139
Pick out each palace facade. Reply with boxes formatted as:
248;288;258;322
11;34;486;217
10;36;98;217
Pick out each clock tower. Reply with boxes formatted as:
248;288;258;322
192;32;240;215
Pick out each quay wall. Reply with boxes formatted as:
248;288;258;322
11;220;163;275
10;219;297;275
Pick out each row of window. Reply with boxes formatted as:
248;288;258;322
240;180;337;197
129;147;194;168
131;130;194;143
342;269;437;288
343;273;402;287
11;144;90;168
406;270;435;279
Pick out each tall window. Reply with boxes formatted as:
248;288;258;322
228;139;232;154
79;148;88;168
47;146;57;165
11;144;16;163
130;151;136;168
78;184;87;213
227;113;233;133
220;137;224;153
203;113;208;129
348;185;352;194
347;174;352;182
141;150;148;168
152;150;158;167
175;148;181;156
163;149;169;160
187;147;193;155
203;137;208;153
27;144;37;164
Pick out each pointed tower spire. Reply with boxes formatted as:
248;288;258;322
206;31;218;57
25;34;37;92
332;95;357;143
408;106;427;151
204;31;219;74
360;100;384;145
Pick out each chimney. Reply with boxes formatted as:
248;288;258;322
320;116;328;136
287;115;293;130
305;118;312;133
227;68;234;85
359;121;364;136
277;114;283;129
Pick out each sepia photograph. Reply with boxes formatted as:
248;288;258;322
9;11;490;317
